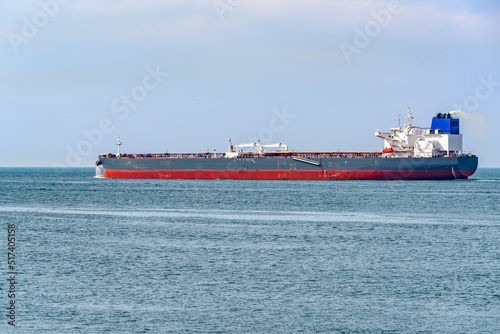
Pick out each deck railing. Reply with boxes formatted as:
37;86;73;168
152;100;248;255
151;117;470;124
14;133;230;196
99;151;386;159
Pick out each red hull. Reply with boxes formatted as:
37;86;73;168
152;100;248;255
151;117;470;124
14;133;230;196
103;169;475;180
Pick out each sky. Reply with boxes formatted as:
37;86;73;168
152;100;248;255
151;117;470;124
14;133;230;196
1;0;499;167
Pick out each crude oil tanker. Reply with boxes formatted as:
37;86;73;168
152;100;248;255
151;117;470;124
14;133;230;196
96;110;478;180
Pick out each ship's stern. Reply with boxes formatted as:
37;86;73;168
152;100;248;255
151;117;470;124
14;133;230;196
453;155;478;179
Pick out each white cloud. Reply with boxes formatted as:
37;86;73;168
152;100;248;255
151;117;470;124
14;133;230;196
72;0;196;13
391;1;500;44
244;0;378;18
68;0;499;45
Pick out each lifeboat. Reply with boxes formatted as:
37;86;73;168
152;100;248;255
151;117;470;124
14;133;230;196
382;147;394;153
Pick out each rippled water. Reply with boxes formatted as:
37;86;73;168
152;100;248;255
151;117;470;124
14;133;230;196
1;168;499;333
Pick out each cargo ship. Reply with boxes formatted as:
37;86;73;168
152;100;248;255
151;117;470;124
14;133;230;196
96;110;478;180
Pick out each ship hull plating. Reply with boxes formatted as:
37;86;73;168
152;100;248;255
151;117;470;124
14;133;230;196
98;156;478;180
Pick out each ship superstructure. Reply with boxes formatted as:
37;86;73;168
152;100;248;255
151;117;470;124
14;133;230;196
376;109;464;158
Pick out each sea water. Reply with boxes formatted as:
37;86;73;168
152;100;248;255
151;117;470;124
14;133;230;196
0;168;499;333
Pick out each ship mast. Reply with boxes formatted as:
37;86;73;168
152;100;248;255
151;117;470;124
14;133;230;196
116;137;122;156
228;138;235;152
407;108;413;128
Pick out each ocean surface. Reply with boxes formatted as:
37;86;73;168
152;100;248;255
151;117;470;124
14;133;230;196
0;167;499;333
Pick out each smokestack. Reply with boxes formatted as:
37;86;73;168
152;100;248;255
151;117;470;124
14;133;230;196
449;110;485;135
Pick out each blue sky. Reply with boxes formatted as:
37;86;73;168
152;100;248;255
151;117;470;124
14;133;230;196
1;0;499;167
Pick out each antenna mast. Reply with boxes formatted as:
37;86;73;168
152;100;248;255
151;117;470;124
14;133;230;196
407;107;413;128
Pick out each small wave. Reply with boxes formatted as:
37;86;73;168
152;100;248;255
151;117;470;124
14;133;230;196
0;206;495;226
470;179;500;182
